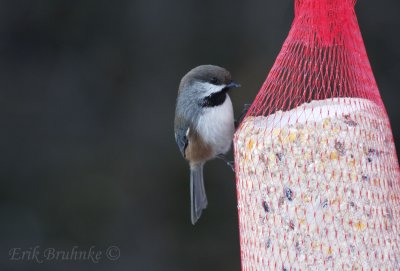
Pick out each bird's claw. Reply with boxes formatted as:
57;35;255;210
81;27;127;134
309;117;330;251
217;154;235;172
226;161;235;172
235;103;251;129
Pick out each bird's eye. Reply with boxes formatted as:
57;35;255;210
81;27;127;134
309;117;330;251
210;77;219;85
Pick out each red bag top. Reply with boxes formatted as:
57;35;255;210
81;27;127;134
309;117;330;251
246;0;384;118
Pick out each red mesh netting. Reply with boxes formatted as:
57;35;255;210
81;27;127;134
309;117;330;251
233;0;400;270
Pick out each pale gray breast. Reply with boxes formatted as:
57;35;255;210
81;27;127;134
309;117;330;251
195;95;234;155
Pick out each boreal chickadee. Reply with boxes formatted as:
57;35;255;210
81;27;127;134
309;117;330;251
174;65;240;224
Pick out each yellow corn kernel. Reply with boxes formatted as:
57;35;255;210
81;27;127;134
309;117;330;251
348;159;356;168
354;221;366;231
350;172;357;182
289;133;297;142
330;151;338;160
302;194;311;203
324;211;333;221
246;139;254;150
267;152;276;163
330;198;340;206
272;128;280;137
311;241;319;249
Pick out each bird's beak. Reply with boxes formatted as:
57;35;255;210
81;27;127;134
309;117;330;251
226;81;241;89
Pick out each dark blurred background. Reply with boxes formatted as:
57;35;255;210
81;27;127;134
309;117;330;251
1;0;399;270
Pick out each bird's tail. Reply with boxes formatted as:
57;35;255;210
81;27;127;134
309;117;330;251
190;163;208;225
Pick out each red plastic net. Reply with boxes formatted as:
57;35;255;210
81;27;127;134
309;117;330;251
233;0;400;270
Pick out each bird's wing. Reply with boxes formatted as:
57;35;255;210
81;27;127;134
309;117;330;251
174;117;190;158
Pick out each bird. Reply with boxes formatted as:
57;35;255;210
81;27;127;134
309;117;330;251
174;65;240;224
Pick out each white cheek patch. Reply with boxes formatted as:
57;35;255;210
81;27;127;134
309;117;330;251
194;82;226;97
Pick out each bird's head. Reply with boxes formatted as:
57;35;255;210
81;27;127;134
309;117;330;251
179;65;240;99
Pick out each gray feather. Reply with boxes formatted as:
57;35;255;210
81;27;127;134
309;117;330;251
174;96;198;159
174;128;188;158
190;163;207;224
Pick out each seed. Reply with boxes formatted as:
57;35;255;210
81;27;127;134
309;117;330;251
289;220;295;230
285;188;294;201
334;140;346;156
278;196;285;207
266;238;271;248
368;148;378;156
295;241;301;252
262;201;270;213
366;148;379;163
343;114;358;126
276;152;284;161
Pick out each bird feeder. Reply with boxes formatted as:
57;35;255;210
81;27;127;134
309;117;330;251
233;0;400;270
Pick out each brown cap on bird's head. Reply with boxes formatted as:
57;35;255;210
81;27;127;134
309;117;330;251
179;65;234;92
